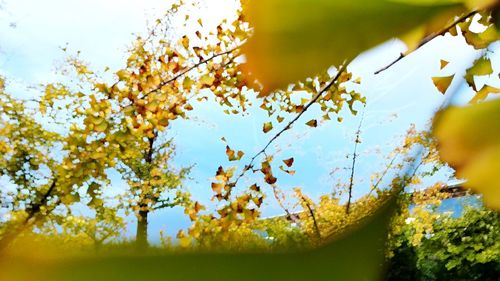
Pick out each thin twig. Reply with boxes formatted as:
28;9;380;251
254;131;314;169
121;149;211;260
271;185;299;224
374;9;479;75
345;106;365;214
300;195;322;240
366;152;399;198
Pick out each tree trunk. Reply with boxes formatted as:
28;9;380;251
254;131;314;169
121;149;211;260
136;209;149;248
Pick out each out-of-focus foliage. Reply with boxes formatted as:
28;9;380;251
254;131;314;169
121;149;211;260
434;99;500;209
0;199;396;281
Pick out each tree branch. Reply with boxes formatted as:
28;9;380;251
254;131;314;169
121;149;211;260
299;194;321;240
374;9;479;75
366;152;399;198
143;46;241;98
228;61;351;191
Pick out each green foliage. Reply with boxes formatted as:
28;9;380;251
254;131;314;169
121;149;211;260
387;207;500;281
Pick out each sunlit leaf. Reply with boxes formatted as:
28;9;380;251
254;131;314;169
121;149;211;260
440;59;449;69
226;145;244;161
464;56;493;90
263;122;273;133
432;75;454;94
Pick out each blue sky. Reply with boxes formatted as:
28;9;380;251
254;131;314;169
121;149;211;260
1;0;498;242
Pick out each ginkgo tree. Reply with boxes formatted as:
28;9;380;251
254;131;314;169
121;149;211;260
0;76;116;250
37;0;255;247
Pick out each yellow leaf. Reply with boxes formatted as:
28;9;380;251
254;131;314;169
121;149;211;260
440;59;449;69
470;85;500;104
432;75;454;94
183;76;194;90
94;121;108;132
263;122;273;133
243;0;461;91
464;57;493;90
305;119;318;127
433;99;500;209
180;35;189;49
0;197;397;281
462;25;500;50
200;74;215;86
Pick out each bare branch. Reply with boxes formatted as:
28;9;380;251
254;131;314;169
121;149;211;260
346;106;365;214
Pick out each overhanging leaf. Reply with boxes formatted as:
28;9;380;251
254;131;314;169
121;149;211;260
433;99;500;209
243;0;462;91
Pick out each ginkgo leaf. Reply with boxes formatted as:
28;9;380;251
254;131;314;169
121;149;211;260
470;85;500;104
180;35;190;49
440;59;449;69
183;76;194;90
283;157;294;167
211;182;224;195
60;193;80;205
263;122;273;133
94;122;108;132
243;0;462;91
226;145;244;161
279;165;296;175
464;56;493;90
432;75;454;94
0;197;396;281
200;74;215;86
305;119;318;127
433;99;500;209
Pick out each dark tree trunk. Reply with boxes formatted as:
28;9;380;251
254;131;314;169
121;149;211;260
136;209;149;248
